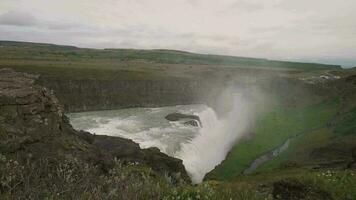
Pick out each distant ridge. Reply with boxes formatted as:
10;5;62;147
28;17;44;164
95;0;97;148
0;40;341;70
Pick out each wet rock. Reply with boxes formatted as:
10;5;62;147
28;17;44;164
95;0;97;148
184;120;199;127
165;112;201;124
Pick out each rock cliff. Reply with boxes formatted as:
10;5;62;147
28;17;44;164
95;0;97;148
38;76;206;112
0;68;190;183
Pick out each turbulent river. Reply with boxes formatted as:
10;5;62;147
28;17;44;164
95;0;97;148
69;93;252;183
69;105;205;156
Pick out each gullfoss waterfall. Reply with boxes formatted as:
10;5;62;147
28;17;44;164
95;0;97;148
69;91;253;183
176;93;252;183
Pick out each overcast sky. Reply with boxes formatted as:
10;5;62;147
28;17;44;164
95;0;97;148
0;0;355;67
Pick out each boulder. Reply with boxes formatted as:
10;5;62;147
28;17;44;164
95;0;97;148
165;112;201;125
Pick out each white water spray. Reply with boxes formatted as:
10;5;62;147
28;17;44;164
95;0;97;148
177;92;252;183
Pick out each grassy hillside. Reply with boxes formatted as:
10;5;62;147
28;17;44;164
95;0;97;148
0;41;340;72
253;106;356;174
207;97;342;181
208;73;356;183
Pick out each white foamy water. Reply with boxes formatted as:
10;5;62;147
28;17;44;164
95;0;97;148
69;93;252;184
176;93;252;183
68;105;205;156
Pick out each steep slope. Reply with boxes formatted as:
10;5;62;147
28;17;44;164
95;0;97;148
205;75;356;181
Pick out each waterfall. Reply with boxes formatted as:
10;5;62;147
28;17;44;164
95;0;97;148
68;87;256;184
177;92;252;183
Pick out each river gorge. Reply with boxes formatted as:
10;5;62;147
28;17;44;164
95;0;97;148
68;90;253;183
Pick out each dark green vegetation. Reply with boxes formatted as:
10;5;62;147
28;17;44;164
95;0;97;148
334;108;356;136
0;41;355;199
2;152;355;199
206;72;356;199
204;72;356;199
207;98;342;180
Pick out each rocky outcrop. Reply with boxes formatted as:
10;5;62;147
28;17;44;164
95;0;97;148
165;113;201;124
0;68;85;157
77;132;190;182
0;68;190;183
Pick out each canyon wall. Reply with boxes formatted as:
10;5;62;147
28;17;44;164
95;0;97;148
38;77;209;113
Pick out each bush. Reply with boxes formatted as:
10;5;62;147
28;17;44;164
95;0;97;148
0;154;273;199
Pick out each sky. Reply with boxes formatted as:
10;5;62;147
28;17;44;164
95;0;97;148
0;0;355;67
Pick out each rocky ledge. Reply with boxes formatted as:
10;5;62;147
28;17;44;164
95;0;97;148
0;68;190;183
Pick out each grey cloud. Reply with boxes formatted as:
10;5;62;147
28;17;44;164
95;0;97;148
0;10;91;31
45;22;84;31
186;0;200;7
0;11;37;26
220;0;263;14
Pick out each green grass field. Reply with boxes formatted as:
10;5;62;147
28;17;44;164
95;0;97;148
254;128;334;172
253;118;355;171
0;41;340;70
207;97;341;181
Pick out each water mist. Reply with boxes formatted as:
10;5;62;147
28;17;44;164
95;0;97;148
176;88;253;183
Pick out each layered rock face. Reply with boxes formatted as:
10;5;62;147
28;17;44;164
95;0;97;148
38;76;206;112
0;68;75;156
0;68;190;182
